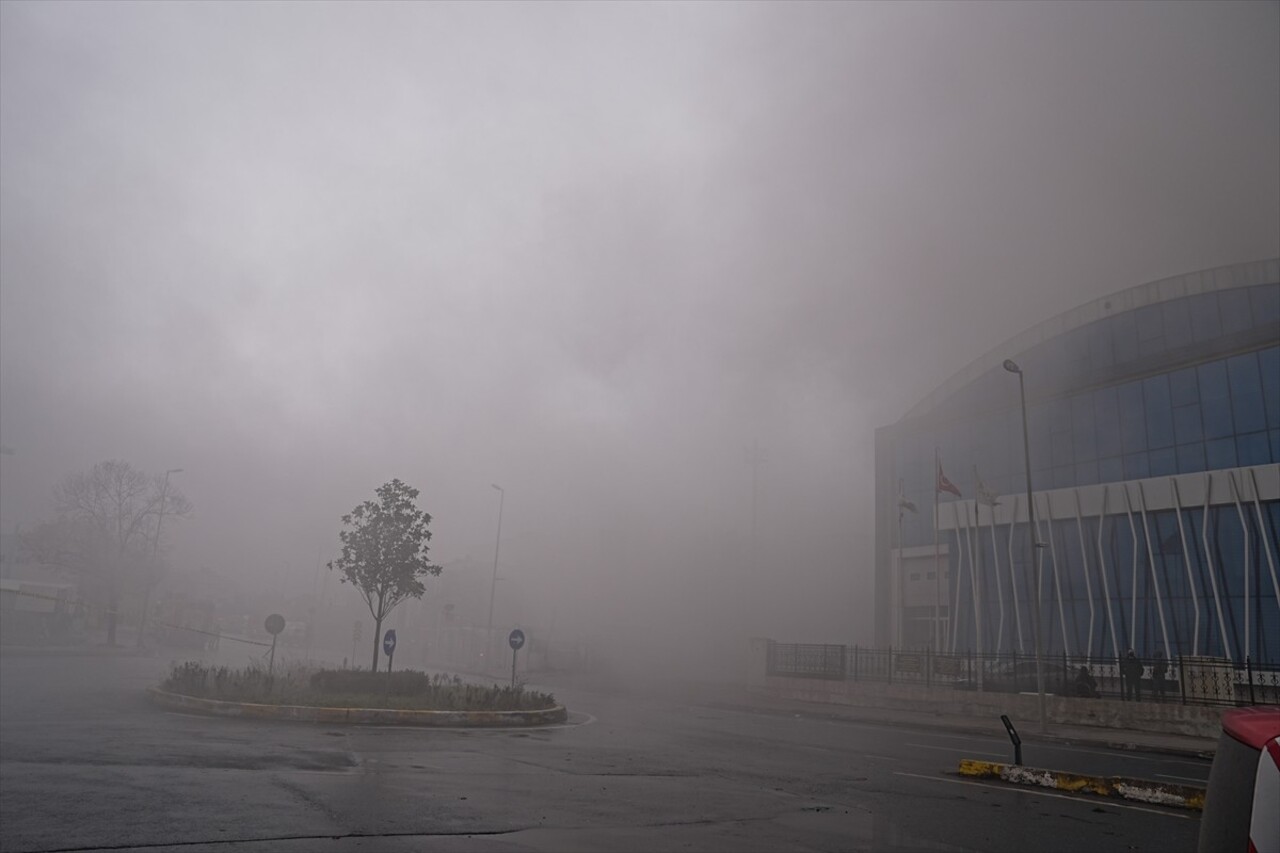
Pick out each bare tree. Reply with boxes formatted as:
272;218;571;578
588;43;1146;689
26;461;191;645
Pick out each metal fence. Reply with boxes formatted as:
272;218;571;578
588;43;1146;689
764;642;1280;708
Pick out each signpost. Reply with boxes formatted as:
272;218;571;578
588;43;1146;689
383;629;397;705
264;613;286;676
352;621;362;667
508;628;525;689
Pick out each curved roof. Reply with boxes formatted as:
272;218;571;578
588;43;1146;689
901;257;1280;422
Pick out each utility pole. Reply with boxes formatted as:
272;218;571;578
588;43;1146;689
486;484;505;669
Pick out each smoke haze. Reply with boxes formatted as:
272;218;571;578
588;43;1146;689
2;1;1277;668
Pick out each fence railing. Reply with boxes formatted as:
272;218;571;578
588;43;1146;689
763;642;1280;708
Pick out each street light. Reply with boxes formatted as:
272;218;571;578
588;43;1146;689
138;468;182;649
1003;359;1047;732
485;483;504;668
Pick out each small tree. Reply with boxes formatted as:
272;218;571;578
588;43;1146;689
329;479;441;671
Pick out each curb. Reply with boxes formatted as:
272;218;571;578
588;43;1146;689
146;687;569;727
957;758;1206;810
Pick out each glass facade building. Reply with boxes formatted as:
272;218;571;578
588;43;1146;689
874;259;1280;665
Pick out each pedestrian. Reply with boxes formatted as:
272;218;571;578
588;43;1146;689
1151;650;1168;702
1122;649;1143;702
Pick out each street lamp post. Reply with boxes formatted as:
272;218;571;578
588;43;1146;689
485;483;504;669
1003;359;1047;733
138;467;182;649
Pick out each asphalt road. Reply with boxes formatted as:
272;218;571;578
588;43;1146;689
0;652;1206;853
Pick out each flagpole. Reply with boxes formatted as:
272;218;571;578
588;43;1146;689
934;448;941;652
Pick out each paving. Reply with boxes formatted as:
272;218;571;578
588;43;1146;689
1;649;1213;852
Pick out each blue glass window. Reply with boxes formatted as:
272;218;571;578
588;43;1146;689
1271;430;1280;463
1136;305;1163;341
1112;313;1138;364
1203;400;1235;439
1199;361;1229;400
1162;298;1193;342
1145;375;1173;449
1173;404;1203;444
1094;387;1122;457
1237;432;1271;466
1189;293;1222;342
1124;452;1150;479
1087;325;1113;371
1233;391;1268;434
1176;443;1206;473
1099;456;1124;482
1260;347;1280;429
1052;431;1073;467
1149;447;1177;476
1251;284;1280;323
1071;394;1096;460
1074;460;1099;485
1169;367;1199;407
1119;381;1147;453
1219;289;1252;335
1205;438;1237;469
1228;352;1261;394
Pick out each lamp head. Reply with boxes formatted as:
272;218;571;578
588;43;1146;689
491;483;503;492
1002;359;1021;374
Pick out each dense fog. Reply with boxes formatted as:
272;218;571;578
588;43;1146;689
1;1;1277;680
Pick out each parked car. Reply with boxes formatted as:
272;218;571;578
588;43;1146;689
1197;707;1280;853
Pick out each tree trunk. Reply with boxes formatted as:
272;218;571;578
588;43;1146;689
106;584;119;646
371;612;383;672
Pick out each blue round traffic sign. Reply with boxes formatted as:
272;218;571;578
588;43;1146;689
383;629;397;655
508;628;526;650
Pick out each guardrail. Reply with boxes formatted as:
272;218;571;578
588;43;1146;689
764;642;1280;708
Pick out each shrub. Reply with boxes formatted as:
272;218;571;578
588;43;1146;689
161;662;557;711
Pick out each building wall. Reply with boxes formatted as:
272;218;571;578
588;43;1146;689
875;260;1280;664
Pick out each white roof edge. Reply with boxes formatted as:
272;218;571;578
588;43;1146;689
900;258;1280;422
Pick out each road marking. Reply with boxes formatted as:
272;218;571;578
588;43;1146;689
904;743;1006;758
1156;773;1209;783
891;771;1191;818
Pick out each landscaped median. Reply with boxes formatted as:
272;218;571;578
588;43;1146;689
957;758;1205;810
146;686;568;726
148;662;568;727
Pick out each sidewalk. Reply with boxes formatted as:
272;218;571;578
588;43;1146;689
695;683;1219;759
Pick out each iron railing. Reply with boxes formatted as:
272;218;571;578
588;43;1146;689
764;642;1280;708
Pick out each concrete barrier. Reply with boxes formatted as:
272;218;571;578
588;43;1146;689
957;758;1206;810
147;687;568;727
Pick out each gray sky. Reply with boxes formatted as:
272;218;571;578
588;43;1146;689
2;1;1277;652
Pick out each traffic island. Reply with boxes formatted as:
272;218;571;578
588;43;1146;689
957;758;1206;810
150;662;568;727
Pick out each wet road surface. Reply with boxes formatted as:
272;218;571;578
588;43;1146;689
0;653;1203;852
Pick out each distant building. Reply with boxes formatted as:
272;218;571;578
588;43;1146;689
874;259;1279;664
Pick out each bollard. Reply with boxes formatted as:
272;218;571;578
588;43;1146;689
1000;714;1023;766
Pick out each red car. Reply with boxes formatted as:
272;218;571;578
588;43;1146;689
1197;707;1280;853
